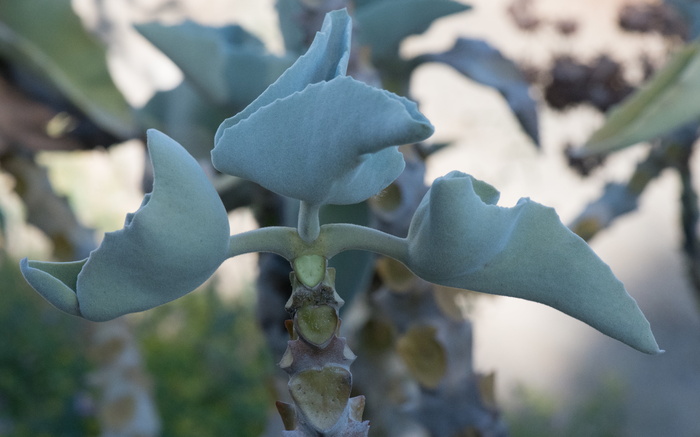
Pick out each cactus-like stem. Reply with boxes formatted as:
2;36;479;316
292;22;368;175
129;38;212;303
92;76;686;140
277;268;369;436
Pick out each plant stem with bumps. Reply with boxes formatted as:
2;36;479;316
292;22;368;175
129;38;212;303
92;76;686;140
276;268;369;436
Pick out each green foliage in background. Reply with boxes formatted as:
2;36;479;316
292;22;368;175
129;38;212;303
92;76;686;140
0;256;96;437
0;254;272;436
136;286;273;437
507;378;626;437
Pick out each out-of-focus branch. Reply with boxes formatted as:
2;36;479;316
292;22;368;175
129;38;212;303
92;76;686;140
1;153;96;260
569;124;698;241
674;133;700;305
88;318;161;437
0;74;83;154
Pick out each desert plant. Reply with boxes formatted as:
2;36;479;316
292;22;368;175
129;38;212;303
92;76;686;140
20;9;660;436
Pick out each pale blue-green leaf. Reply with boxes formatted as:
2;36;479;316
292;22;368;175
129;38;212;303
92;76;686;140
579;42;700;157
20;258;86;316
213;76;434;205
403;171;661;354
136;21;293;109
77;130;230;320
21;130;230;321
355;0;472;62
0;0;136;138
420;38;540;146
214;8;352;144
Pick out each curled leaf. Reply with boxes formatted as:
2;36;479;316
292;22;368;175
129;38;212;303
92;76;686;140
401;171;661;354
21;130;230;321
214;8;352;145
212;9;434;205
213;76;433;205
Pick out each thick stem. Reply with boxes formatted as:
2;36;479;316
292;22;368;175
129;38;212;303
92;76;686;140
228;226;299;260
227;223;410;269
277;269;369;436
321;223;409;261
298;201;321;243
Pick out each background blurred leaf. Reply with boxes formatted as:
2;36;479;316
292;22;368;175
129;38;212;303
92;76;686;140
136;21;293;110
420;38;540;146
355;0;472;63
137;82;230;160
0;0;137;139
275;0;307;54
579;41;700;156
137;287;272;437
665;0;700;39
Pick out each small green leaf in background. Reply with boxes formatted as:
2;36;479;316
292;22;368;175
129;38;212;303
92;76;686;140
0;0;137;138
396;325;447;389
578;41;700;156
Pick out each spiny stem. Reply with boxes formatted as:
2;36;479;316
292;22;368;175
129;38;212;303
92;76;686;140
277;269;369;435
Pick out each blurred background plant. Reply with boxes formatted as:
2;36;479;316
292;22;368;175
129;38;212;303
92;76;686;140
517;0;700;306
1;0;699;436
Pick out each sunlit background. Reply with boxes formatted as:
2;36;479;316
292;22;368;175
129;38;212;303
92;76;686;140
2;0;699;435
